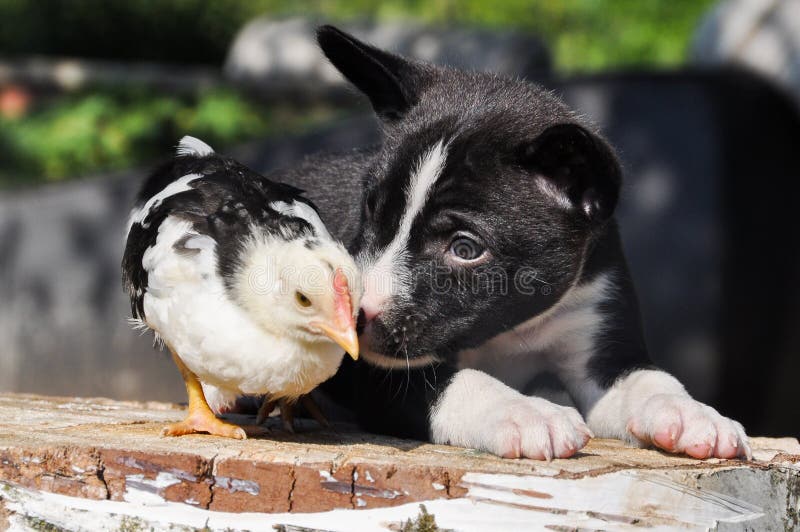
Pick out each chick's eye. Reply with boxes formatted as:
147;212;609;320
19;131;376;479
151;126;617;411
448;236;485;262
295;291;312;308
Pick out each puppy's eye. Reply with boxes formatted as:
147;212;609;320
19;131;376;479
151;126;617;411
448;236;486;262
295;291;312;308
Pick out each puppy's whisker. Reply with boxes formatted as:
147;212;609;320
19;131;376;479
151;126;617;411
502;320;535;355
422;366;436;393
403;346;412;402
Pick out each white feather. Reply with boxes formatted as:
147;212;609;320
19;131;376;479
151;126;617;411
126;173;202;232
176;135;214;157
269;200;331;239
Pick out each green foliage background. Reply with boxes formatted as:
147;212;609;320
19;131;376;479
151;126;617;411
0;0;716;72
0;88;337;186
0;0;717;186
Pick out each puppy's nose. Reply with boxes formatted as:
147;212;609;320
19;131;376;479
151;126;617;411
360;303;382;323
359;269;386;323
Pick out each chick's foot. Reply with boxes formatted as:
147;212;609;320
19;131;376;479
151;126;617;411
162;413;246;440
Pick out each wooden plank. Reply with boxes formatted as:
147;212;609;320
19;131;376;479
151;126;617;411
0;393;797;530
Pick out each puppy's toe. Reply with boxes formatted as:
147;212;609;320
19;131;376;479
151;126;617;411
517;417;554;460
493;421;523;459
545;406;590;458
711;417;751;459
515;400;590;460
628;398;682;452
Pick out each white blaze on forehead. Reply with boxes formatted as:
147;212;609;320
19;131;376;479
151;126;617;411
126;173;202;232
360;140;449;315
176;135;214;157
269;200;331;240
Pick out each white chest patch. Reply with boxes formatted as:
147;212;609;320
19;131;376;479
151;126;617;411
457;274;613;408
358;140;449;317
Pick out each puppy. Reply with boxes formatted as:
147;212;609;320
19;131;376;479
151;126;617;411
276;26;750;460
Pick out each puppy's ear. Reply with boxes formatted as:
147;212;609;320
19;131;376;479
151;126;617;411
520;124;621;222
317;25;426;121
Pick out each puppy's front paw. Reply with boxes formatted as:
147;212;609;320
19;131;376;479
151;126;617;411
485;397;592;460
430;369;591;460
627;394;751;460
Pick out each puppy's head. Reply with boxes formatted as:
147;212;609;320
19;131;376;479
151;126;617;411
318;26;621;368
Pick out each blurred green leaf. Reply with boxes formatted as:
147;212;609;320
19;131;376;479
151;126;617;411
0;87;338;187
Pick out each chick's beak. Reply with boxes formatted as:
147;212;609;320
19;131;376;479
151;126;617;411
311;269;359;360
315;322;359;360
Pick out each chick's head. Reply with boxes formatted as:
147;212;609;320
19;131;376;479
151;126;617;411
232;234;361;359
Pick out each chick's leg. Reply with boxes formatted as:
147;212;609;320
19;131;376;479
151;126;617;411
163;349;246;440
279;398;295;433
301;394;331;428
256;397;276;425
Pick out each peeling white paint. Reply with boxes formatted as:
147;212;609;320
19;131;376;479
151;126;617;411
354;488;401;499
1;480;622;532
123;472;182;505
431;482;445;491
364;470;374;483
118;456;198;482
0;468;787;532
460;470;765;528
318;469;353;495
215;477;260;496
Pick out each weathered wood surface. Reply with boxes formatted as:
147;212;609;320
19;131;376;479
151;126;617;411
0;393;797;531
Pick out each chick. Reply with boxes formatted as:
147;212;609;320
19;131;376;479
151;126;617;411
122;136;360;439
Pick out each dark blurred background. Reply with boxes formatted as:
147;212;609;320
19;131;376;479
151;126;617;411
0;0;797;437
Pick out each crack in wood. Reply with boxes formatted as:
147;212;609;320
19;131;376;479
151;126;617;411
287;466;297;512
203;453;217;510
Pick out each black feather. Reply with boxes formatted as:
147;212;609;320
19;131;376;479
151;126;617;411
122;150;320;320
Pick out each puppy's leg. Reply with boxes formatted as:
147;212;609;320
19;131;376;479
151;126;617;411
586;369;751;459
558;230;750;459
327;359;590;459
430;369;592;460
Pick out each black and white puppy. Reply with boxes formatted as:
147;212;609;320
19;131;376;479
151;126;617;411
279;26;751;460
